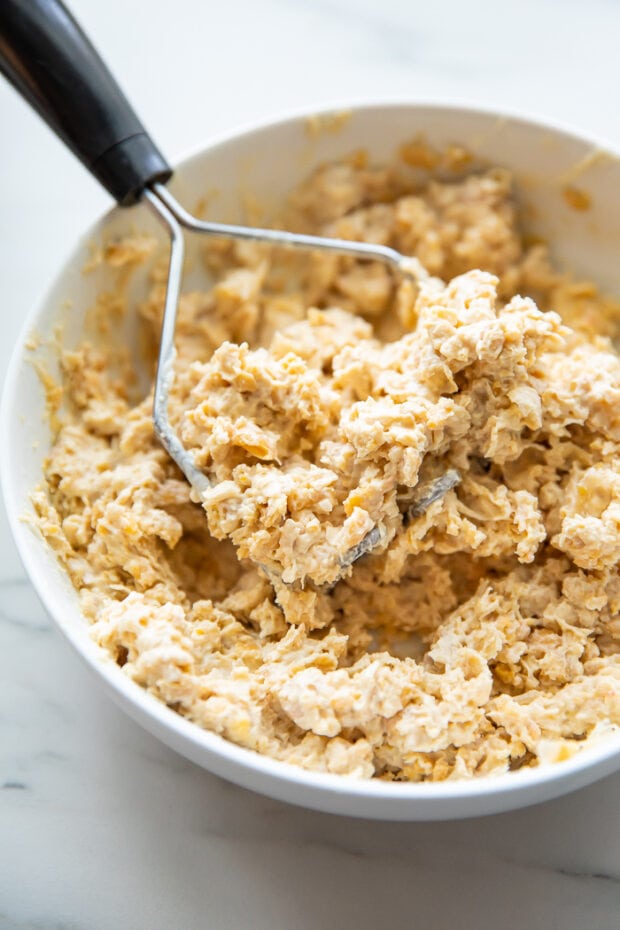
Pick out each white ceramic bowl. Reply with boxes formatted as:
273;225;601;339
4;102;620;821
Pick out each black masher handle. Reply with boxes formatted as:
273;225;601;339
0;0;172;205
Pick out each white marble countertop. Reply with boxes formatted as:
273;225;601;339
1;0;620;927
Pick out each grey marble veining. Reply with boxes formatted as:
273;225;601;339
1;0;620;927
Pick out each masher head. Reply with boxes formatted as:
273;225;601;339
143;183;434;585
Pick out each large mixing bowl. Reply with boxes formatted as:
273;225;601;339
3;102;620;820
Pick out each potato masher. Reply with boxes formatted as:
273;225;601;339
0;0;449;578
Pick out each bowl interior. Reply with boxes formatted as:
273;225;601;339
4;103;620;819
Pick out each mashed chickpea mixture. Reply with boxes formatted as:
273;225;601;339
34;150;620;781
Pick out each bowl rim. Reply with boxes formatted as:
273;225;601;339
3;97;620;807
